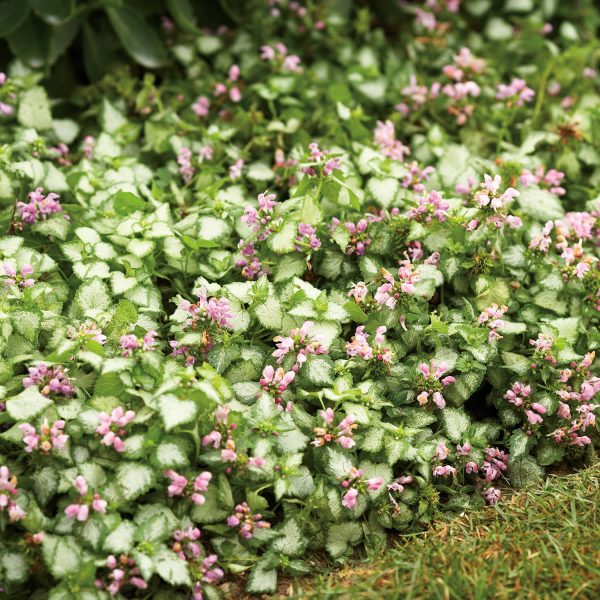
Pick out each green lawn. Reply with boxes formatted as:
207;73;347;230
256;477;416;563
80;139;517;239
266;463;600;600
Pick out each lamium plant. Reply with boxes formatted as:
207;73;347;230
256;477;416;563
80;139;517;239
0;0;599;598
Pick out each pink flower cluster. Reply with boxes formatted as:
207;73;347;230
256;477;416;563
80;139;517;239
478;303;508;342
0;72;14;116
82;135;95;159
227;501;270;539
177;147;195;184
373;120;410;162
443;47;485;81
470;174;522;229
345;325;393;365
23;363;74;398
504;381;547;425
3;263;35;288
496;78;535;106
416;361;455;409
180;287;234;330
374;262;419;308
330;218;371;255
401;161;436;192
119;330;158;357
259;365;295;411
520;166;566;195
164;469;212;505
556;239;595;281
16;188;63;224
529;333;556;367
387;475;414;493
192;95;210;117
529;220;554;253
340;467;384;509
295;223;321;252
20;419;68;454
241;191;277;236
272;321;327;371
555;211;599;241
407;190;450;223
96;555;147;596
202;406;244;464
0;466;26;522
303;142;342;177
64;475;107;521
68;321;107;346
260;43;302;72
312;408;357;449
214;64;242;102
96;407;135;452
171;528;224;599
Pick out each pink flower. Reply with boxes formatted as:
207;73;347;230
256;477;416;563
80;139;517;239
342;488;359;509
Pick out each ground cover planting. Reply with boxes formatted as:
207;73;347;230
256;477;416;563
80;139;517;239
0;0;599;598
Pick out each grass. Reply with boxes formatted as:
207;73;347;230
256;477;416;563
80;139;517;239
235;462;600;599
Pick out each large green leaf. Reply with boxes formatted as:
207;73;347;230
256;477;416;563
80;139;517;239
106;6;168;68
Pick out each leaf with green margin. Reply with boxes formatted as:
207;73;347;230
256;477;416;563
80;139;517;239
106;6;168;68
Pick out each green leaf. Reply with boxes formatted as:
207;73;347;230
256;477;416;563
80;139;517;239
251;295;283;330
116;463;155;501
42;535;82;579
114;191;146;215
74;278;111;318
304;355;334;387
154;549;191;586
246;557;277;594
0;0;30;36
166;0;199;32
1;550;28;584
106;6;168;68
324;447;353;478
271;519;308;557
30;0;75;24
11;310;41;343
508;456;544;489
103;521;136;554
509;429;531;460
326;522;362;558
501;351;531;376
6;387;52;421
18;86;53;130
517;188;565;221
300;195;323;225
537;439;565;466
440;408;471;442
158;393;199;431
153;439;190;469
267;221;297;254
